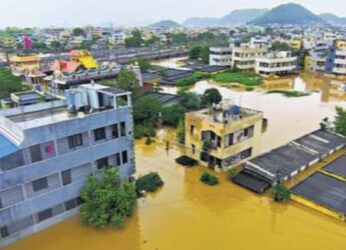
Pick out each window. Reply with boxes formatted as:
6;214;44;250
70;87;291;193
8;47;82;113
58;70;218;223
96;157;109;170
244;128;249;137
64;199;77;211
115;153;121;166
112;124;119;138
93;127;106;141
32;177;48;192
0;226;9;238
37;208;53;222
120;122;126;136
190;125;195;135
122;151;128;164
68;134;83;149
61;169;72;186
0;197;2;209
29;144;42;163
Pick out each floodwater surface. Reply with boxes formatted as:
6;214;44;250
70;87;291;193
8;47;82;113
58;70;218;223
4;58;346;250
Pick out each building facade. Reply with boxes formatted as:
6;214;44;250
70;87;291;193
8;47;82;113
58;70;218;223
0;84;135;247
255;51;297;76
209;47;232;66
184;103;264;172
231;45;267;71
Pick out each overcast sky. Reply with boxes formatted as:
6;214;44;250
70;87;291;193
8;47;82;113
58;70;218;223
0;0;345;27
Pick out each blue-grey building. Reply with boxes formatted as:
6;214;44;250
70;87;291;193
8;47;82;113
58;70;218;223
0;83;135;247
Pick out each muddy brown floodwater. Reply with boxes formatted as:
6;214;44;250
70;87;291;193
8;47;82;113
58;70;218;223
4;58;346;250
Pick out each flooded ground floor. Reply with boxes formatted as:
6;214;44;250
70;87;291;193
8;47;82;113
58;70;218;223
4;134;346;250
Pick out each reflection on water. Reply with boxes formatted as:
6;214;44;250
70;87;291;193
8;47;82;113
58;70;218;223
4;59;346;250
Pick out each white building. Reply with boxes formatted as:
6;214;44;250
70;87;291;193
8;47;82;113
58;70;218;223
231;44;267;71
209;47;232;66
255;51;297;76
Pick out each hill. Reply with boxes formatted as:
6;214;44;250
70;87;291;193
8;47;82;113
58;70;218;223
250;3;325;26
183;9;268;27
319;13;346;25
148;20;181;29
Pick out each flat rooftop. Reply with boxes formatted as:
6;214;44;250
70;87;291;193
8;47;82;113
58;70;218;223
190;106;262;125
7;106;77;129
246;130;345;182
323;155;346;178
291;172;346;215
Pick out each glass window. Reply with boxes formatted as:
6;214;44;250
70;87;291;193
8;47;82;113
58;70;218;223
68;134;83;149
0;226;9;238
122;151;128;164
37;208;53;222
96;157;109;170
32;177;48;192
61;169;72;186
93;127;106;141
112;124;119;139
120;122;126;136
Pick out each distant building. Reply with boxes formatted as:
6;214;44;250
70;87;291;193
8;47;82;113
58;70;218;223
209;47;232;66
0;84;135;247
231;44;267;71
255;51;297;76
184;103;264;172
325;40;346;76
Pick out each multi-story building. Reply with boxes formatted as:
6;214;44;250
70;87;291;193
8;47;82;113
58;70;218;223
184;103;264;172
0;84;135;247
231;44;267;71
209;47;232;66
10;55;41;76
255;51;297;76
325;41;346;76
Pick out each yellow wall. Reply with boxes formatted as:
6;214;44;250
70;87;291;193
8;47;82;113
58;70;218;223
291;194;345;222
184;109;263;171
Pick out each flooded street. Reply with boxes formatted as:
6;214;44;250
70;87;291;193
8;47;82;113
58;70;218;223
4;58;346;250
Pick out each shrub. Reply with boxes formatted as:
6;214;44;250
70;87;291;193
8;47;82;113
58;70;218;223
136;172;164;194
134;124;156;139
177;75;198;87
80;168;136;228
270;183;290;202
162;104;187;127
200;172;219;186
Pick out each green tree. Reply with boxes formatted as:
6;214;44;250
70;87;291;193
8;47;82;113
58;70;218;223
125;30;143;48
162;104;187;127
116;69;141;97
172;32;188;44
32;42;47;50
271;41;290;51
73;27;85;37
0;67;23;99
270;183;290;202
334;107;346;136
133;96;162;125
180;92;202;110
202;88;222;105
130;57;151;73
80;168;137;228
50;41;62;52
189;46;202;60
136;172;164;195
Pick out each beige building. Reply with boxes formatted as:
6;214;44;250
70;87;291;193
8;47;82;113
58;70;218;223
231;45;267;71
184;103;264;172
